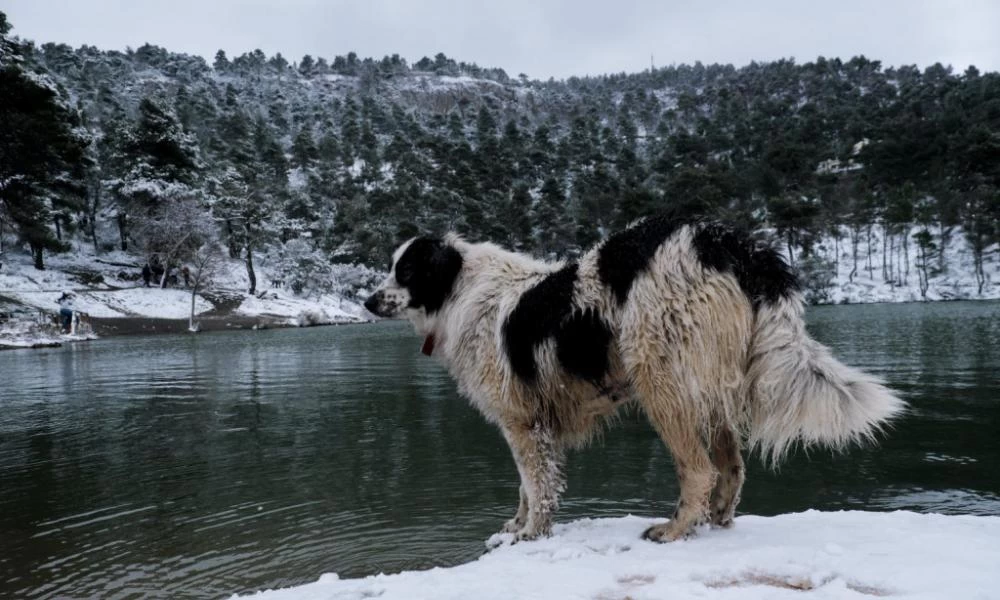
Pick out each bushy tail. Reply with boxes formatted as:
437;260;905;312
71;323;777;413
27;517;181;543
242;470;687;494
746;294;906;464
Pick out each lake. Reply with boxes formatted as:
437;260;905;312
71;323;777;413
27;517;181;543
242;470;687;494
1;301;998;599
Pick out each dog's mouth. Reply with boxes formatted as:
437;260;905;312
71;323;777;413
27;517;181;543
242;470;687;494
421;334;436;356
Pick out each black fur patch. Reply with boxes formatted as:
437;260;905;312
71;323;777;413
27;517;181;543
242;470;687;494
691;223;799;307
597;215;685;304
503;264;612;384
554;308;612;384
598;214;798;309
394;237;463;314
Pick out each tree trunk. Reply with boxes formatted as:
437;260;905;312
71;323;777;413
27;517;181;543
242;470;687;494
938;225;951;274
30;242;44;270
54;215;62;241
902;230;910;285
226;220;240;258
866;224;873;277
190;281;198;331
117;212;128;252
974;243;986;295
89;183;101;254
887;232;895;285
850;225;859;284
245;244;257;295
833;232;840;277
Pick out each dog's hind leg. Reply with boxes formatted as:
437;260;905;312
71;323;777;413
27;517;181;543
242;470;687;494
640;399;717;542
501;422;565;541
708;421;744;528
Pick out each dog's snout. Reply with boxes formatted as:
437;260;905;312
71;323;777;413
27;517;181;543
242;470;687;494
364;292;382;315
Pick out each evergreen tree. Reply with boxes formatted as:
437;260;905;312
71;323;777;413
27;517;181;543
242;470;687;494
110;96;200;258
0;12;88;269
213;49;230;72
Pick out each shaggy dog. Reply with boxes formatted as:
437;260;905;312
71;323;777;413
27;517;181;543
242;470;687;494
364;216;904;543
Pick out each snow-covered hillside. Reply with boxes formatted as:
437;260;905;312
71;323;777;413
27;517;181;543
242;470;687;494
806;225;999;304
235;511;1000;600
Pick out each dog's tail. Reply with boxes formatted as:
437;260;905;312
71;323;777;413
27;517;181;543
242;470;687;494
745;293;906;465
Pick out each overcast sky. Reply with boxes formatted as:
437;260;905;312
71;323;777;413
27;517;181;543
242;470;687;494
5;0;999;79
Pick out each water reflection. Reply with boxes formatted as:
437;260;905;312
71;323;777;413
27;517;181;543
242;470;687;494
1;301;998;598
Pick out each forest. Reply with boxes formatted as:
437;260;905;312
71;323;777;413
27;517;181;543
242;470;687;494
1;10;998;298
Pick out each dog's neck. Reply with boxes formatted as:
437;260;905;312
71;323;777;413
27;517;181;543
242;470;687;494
411;238;561;362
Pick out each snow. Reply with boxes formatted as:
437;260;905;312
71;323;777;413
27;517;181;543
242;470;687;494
6;288;212;319
800;224;1000;304
0;317;97;348
236;289;367;326
0;250;214;319
234;510;1000;600
0;240;371;338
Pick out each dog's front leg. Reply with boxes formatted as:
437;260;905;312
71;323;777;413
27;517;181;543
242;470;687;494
501;484;528;533
501;421;565;541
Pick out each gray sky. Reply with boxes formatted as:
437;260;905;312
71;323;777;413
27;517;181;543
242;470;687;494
4;0;999;79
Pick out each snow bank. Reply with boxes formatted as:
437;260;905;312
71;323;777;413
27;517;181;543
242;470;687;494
0;318;97;348
1;242;371;325
810;225;1000;304
235;511;1000;600
7;288;213;319
237;289;368;325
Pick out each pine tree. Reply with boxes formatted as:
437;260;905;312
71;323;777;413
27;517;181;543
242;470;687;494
0;12;88;269
213;49;229;73
111;96;200;261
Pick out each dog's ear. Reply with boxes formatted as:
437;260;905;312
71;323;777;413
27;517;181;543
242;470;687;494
400;237;463;313
429;239;462;282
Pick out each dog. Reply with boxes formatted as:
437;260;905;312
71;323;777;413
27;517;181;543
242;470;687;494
364;215;905;543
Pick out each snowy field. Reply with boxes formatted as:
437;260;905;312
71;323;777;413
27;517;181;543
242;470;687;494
236;511;1000;600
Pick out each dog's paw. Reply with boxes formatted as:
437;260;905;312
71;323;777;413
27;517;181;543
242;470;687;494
710;511;735;529
485;532;514;550
709;500;736;529
641;521;697;543
500;516;524;534
509;520;552;544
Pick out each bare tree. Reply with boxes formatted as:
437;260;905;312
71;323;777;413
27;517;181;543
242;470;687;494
131;198;212;288
187;241;223;332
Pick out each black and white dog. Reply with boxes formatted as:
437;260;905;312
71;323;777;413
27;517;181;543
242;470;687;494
365;216;904;542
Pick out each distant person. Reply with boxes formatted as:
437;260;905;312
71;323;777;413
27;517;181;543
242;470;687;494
181;266;191;287
142;264;152;287
57;291;75;333
151;263;164;287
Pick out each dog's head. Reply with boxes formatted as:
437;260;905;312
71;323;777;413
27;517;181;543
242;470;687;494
364;236;463;322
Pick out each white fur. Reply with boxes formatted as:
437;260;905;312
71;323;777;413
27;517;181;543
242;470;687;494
746;294;907;464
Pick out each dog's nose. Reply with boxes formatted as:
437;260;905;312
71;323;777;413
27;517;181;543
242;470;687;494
364;292;381;315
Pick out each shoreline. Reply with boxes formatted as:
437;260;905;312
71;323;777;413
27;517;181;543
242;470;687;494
0;313;374;351
5;296;1000;351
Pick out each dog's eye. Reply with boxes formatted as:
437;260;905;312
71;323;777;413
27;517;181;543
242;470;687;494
396;266;411;284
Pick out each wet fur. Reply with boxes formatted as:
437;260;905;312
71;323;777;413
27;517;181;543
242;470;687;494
365;217;905;543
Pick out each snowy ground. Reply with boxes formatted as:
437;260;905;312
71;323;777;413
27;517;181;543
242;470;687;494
0;242;371;345
0;316;97;348
236;511;1000;600
811;225;999;304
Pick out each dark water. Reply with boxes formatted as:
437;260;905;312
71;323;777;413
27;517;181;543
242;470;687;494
1;302;998;599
